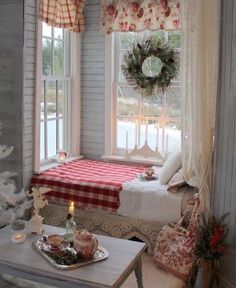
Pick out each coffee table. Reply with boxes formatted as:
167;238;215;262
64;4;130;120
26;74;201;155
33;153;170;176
0;223;147;288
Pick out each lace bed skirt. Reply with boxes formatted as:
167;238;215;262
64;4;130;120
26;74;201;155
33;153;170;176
41;203;163;255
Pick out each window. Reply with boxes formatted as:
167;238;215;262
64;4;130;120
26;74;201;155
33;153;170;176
105;31;181;161
35;22;80;169
40;22;71;162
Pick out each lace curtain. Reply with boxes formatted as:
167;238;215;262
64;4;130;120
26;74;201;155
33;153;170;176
38;0;86;32
180;0;220;210
100;0;180;34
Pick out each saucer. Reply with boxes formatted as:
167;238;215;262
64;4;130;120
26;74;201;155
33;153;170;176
42;240;70;253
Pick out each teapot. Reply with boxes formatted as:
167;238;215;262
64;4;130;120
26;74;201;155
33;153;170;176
73;229;98;259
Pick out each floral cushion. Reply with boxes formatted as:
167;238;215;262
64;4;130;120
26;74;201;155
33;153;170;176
167;168;186;192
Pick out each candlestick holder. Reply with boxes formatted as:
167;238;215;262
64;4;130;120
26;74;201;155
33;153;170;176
11;220;26;243
124;141;167;165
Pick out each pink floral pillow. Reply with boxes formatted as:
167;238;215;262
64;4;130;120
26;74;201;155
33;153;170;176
167;168;186;192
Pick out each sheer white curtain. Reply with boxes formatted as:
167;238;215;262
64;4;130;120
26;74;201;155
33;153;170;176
180;0;220;210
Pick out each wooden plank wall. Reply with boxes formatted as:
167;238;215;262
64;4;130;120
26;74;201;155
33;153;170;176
0;0;24;190
23;0;37;188
214;0;236;250
80;0;105;160
214;0;236;286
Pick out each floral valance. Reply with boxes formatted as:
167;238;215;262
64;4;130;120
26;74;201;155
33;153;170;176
100;0;180;34
38;0;86;33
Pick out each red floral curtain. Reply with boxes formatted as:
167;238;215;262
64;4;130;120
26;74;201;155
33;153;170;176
38;0;86;32
100;0;180;34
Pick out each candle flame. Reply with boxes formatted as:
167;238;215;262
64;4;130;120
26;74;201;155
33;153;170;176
70;202;74;207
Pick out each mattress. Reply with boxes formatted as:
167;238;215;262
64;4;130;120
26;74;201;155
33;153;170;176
31;159;145;212
118;179;194;223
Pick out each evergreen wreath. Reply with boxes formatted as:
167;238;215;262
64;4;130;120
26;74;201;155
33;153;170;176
122;36;179;96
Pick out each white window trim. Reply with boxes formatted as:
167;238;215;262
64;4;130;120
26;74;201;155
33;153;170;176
34;20;82;173
103;34;115;158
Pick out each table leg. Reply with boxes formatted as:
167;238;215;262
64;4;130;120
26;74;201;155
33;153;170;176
134;257;143;288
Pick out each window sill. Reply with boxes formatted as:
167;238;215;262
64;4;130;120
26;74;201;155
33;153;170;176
36;155;83;174
101;155;163;166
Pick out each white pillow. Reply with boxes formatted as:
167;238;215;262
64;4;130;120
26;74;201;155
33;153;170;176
159;151;182;184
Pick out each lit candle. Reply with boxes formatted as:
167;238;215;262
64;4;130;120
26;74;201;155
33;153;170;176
57;150;67;163
135;120;138;147
11;232;26;243
69;201;75;216
156;126;159;150
15;233;24;241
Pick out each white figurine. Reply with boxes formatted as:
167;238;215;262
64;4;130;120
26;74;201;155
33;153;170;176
27;187;51;234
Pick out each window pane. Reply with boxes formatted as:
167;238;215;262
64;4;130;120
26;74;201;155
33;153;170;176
54;40;64;76
54;27;63;40
42;22;51;37
119;32;137;49
141;96;163;117
151;31;165;42
165;121;181;152
40;121;45;160
47;81;56;118
59;118;64;150
58;81;64;117
117;86;138;117
166;87;181;118
42;38;52;76
117;118;136;149
41;81;45;120
47;120;57;157
168;30;181;49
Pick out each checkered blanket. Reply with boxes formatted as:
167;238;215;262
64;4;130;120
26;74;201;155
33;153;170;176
31;159;145;213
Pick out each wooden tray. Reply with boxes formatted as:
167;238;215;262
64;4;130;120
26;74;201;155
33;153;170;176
32;236;109;270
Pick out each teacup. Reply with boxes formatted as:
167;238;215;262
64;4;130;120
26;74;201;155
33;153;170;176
144;168;155;177
47;234;63;247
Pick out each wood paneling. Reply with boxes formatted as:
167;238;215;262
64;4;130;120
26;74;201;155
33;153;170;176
80;0;105;159
23;0;36;188
214;0;236;286
0;0;24;190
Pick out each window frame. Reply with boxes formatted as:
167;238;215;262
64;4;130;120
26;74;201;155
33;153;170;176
103;32;181;164
34;21;81;172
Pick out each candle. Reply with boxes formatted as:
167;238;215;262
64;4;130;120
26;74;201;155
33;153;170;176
156;126;159;150
11;232;26;243
57;150;67;163
15;233;24;241
11;220;26;243
145;120;148;142
165;133;169;152
135;120;138;147
69;201;75;216
126;128;128;151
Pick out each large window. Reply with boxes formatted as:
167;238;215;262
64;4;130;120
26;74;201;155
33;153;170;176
39;22;72;162
112;31;181;158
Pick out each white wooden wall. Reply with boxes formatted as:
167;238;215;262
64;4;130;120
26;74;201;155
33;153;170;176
23;0;37;188
80;0;105;160
213;0;236;286
0;0;24;190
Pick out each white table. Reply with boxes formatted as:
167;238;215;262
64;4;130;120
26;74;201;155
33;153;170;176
0;223;146;288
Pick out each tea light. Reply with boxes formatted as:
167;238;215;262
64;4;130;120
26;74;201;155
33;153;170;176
69;201;75;216
57;150;67;163
11;220;26;243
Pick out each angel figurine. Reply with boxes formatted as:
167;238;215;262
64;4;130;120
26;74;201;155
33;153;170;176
27;187;51;234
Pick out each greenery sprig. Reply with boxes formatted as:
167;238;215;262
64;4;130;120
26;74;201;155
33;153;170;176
194;212;229;261
122;36;178;96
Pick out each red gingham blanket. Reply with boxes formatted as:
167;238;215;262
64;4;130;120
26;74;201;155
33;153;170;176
31;159;145;213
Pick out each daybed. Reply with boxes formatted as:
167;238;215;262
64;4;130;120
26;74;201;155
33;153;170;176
31;159;195;254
